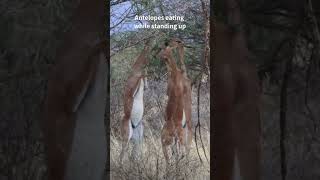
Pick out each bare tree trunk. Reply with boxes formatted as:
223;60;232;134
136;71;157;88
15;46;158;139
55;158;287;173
200;0;210;73
279;52;292;180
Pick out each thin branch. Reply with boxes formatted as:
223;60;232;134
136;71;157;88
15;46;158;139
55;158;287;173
0;65;49;83
197;73;210;164
110;0;130;7
200;0;210;74
110;4;133;30
304;46;318;137
308;0;320;44
111;33;157;57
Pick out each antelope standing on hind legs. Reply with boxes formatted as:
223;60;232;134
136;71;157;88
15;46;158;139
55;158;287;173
213;0;261;179
42;0;107;180
119;41;150;163
159;39;192;164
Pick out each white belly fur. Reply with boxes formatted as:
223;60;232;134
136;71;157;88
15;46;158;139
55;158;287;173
65;53;107;180
181;109;186;128
182;109;188;144
130;79;144;127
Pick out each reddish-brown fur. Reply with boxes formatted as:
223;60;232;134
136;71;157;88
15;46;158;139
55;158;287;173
120;42;150;161
159;39;192;163
212;0;261;179
42;0;105;179
121;43;149;141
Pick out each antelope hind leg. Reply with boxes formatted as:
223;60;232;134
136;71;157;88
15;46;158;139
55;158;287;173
183;126;193;160
161;130;173;165
130;123;144;161
119;140;129;165
120;120;132;164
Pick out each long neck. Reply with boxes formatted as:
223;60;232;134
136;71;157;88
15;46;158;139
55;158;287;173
177;45;187;75
164;48;179;74
132;46;149;72
166;58;178;75
44;0;107;179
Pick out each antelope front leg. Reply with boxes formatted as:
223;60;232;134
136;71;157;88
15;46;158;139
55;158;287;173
181;127;192;161
120;118;132;164
120;140;129;165
161;126;172;165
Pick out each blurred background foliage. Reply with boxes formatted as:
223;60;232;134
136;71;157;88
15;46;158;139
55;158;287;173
214;0;320;179
0;0;80;179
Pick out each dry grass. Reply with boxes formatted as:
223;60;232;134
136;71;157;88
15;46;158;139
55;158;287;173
110;76;210;180
110;133;210;180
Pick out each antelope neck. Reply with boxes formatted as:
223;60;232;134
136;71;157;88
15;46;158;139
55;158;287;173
132;47;149;70
165;56;179;74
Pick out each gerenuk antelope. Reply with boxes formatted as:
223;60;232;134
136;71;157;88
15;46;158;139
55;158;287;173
119;41;150;163
42;0;107;180
212;0;261;179
159;39;193;164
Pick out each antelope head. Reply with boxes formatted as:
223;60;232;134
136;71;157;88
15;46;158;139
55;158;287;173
159;38;186;75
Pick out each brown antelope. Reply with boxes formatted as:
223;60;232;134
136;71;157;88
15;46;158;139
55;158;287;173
42;0;107;180
212;0;261;179
119;41;150;163
159;39;192;164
